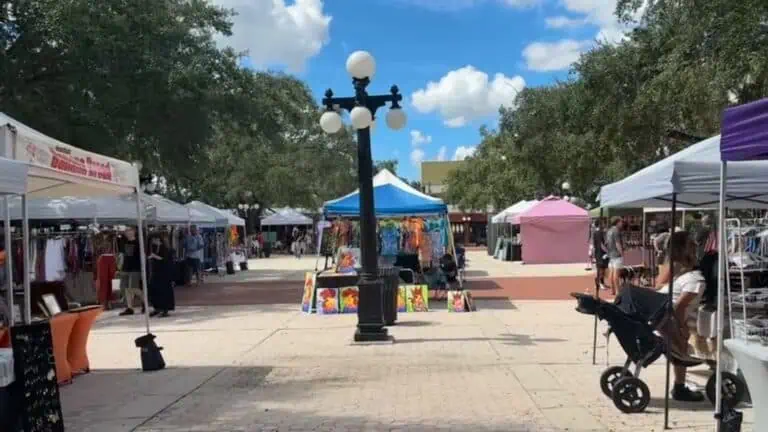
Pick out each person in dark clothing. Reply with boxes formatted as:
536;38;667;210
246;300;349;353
119;227;145;316
591;221;608;291
148;234;175;317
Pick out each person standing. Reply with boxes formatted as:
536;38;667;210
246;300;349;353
148;234;175;317
291;227;300;259
591;220;608;291
185;225;204;286
605;217;625;295
118;227;145;316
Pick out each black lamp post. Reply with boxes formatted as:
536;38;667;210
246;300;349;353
319;51;407;342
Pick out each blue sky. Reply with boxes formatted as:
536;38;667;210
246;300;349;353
219;0;630;180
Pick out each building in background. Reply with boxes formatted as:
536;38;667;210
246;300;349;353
421;160;490;246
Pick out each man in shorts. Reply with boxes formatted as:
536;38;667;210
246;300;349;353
119;227;145;316
605;217;625;295
185;225;204;286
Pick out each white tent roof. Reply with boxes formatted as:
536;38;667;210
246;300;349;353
599;135;768;209
491;200;539;223
185;201;242;227
0;113;138;197
261;208;313;226
0;194;193;224
0;157;29;195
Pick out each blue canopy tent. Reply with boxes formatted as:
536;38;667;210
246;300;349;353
324;170;447;216
323;170;461;285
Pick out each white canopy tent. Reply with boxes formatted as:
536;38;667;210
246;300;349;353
0;194;193;225
185;201;235;227
491;200;539;224
2;157;29;324
261;208;313;226
0;113;152;335
599;135;768;209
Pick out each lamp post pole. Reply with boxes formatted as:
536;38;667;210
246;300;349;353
320;51;406;342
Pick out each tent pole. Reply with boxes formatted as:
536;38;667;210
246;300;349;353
21;195;30;324
4;196;14;325
135;188;151;335
592;206;603;365
642;211;647;268
664;193;677;430
714;161;727;431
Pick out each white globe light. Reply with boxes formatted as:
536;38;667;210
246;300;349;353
386;108;407;130
350;106;373;130
561;181;571;191
346;51;376;79
319;111;343;134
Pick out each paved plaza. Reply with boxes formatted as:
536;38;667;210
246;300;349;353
61;299;754;431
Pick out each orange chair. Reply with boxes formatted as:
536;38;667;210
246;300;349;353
0;327;8;348
49;313;78;385
67;306;103;374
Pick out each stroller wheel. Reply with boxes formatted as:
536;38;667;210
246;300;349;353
611;377;651;414
600;366;631;398
705;372;746;409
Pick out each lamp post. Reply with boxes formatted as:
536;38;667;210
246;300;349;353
319;51;407;342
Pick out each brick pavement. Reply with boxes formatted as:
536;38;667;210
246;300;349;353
60;301;753;432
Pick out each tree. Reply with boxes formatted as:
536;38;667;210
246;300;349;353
374;159;398;174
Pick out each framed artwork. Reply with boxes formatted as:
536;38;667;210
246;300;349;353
405;285;429;312
447;291;465;312
316;288;339;315
339;287;359;314
335;247;361;274
301;272;317;313
397;286;407;313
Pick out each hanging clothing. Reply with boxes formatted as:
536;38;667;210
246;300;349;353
44;238;67;281
148;244;175;312
95;254;117;306
379;221;400;256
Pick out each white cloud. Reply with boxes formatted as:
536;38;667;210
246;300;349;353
398;0;542;11
522;39;591;72
410;148;426;167
410;130;433;147
412;66;525;127
499;0;543;7
437;146;448;161
545;15;586;28
212;0;331;73
453;146;476;160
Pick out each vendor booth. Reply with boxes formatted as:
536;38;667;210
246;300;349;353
509;196;589;265
717;97;768;432
1;112;149;431
489;200;538;260
261;208;313;254
184;201;231;272
597;128;768;428
303;170;472;318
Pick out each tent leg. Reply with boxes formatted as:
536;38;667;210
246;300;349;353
22;195;30;324
135;189;151;335
664;193;677;430
592;207;604;366
714;162;727;431
4;197;13;325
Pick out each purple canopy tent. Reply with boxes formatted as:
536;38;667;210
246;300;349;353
715;97;768;431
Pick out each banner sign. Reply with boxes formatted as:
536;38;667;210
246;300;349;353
16;132;136;187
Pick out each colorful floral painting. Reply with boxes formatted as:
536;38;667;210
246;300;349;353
340;287;359;314
301;272;317;313
397;286;407;313
316;288;339;315
406;285;429;312
447;291;465;312
335;247;361;274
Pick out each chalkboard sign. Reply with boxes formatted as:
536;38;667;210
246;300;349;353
11;321;65;432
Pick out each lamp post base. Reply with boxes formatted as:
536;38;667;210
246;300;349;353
354;278;388;342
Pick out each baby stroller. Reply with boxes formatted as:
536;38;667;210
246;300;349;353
571;286;747;414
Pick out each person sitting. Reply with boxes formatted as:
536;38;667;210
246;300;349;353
655;231;706;402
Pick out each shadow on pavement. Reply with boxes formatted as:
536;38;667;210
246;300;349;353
393;333;566;346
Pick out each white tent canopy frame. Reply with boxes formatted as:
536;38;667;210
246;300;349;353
597;133;768;428
0;113;152;335
261;208;313;226
2;157;29;324
491;200;539;224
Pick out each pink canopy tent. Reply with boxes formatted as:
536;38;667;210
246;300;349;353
515;196;590;264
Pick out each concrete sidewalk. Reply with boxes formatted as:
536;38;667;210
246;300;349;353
60;301;753;431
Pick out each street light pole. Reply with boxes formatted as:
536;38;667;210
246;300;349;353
319;51;407;342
